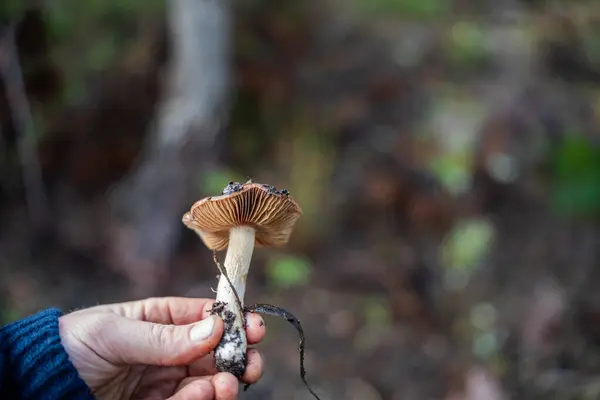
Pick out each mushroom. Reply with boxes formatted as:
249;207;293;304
182;180;302;377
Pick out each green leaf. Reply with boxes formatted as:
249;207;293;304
266;255;311;288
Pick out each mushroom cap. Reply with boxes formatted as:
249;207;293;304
182;182;303;251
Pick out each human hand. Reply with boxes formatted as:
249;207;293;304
58;297;266;400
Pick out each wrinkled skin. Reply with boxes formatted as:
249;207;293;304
59;297;266;400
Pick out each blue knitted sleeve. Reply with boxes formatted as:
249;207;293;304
0;308;94;399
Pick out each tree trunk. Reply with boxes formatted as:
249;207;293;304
107;0;231;294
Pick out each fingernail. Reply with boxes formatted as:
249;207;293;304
190;315;216;342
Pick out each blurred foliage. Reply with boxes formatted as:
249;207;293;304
470;302;500;361
0;0;27;22
351;0;448;19
442;218;495;271
287;111;336;244
1;0;164;105
426;92;486;195
361;296;393;327
446;21;490;70
43;0;164;44
266;254;311;288
354;296;393;353
472;331;499;359
584;26;600;65
201;169;247;195
551;134;600;218
470;302;497;332
442;218;495;290
429;151;473;196
0;308;19;326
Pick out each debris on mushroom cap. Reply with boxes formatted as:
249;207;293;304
222;181;244;195
183;182;303;251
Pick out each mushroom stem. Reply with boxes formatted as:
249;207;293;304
214;225;255;377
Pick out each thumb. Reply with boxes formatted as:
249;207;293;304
102;314;224;366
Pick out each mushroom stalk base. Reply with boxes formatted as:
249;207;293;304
213;226;255;377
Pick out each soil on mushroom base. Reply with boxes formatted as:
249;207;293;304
210;302;247;378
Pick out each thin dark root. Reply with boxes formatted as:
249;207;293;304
212;250;245;324
244;303;322;400
212;251;320;399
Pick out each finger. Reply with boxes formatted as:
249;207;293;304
245;313;266;345
212;372;239;400
188;348;265;384
126;366;185;399
99;297;218;325
168;378;215;400
187;353;217;376
176;376;212;392
97;314;224;366
241;348;264;384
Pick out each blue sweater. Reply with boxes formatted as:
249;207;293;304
0;308;94;399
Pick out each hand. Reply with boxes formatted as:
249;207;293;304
58;297;266;400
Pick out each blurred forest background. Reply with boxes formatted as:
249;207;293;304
2;0;600;399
